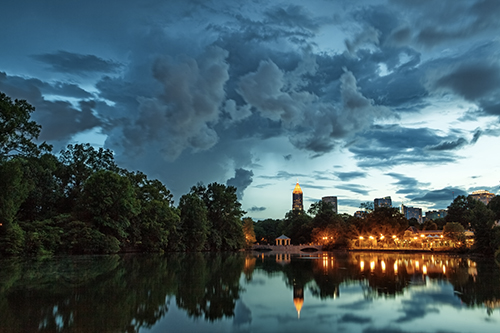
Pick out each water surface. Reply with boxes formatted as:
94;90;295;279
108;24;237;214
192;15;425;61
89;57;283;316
1;251;499;332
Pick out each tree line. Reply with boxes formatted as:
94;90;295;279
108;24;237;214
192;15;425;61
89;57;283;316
254;195;500;256
0;92;246;256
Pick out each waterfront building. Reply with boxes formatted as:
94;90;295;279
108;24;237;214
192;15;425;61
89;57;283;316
401;204;423;223
469;190;495;205
374;196;392;208
292;181;303;211
321;196;338;213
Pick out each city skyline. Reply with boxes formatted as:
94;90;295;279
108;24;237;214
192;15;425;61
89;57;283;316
1;0;500;219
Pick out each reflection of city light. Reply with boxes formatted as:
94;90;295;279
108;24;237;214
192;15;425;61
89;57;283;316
392;235;396;238
381;261;386;271
423;265;427;274
414;237;418;240
359;236;364;240
394;262;398;273
443;266;446;274
370;261;375;270
380;234;384;240
416;261;419;269
369;236;374;240
360;261;365;270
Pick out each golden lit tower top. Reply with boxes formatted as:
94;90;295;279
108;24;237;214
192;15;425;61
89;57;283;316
292;181;303;211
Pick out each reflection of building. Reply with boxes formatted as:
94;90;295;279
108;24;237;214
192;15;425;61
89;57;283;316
469;190;495;205
322;196;338;213
425;209;447;221
293;284;304;318
401;204;423;223
292;181;303;211
374;196;392;208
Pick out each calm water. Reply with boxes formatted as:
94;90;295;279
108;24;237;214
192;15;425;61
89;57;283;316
1;251;499;333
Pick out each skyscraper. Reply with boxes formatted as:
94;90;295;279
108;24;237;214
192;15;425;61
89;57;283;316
374;196;392;208
401;204;423;223
469;190;495;205
322;196;338;213
292;181;303;211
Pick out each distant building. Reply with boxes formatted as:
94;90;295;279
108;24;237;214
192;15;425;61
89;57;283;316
401;204;423;223
354;211;368;219
425;209;447;221
322;196;338;213
469;190;495;206
374;196;392;208
292;181;303;211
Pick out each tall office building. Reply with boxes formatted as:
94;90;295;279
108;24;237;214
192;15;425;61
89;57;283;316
322;196;338;213
292;181;303;211
401;204;423;223
469;190;495;205
374;196;392;208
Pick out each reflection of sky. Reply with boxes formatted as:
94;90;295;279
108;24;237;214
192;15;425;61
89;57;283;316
142;270;499;333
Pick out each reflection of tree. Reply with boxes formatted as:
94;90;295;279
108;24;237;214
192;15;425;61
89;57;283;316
175;253;245;321
0;253;246;332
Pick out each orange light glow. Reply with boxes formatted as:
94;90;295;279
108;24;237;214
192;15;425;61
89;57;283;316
370;261;375;270
360;261;365;270
381;260;386;271
423;265;427;274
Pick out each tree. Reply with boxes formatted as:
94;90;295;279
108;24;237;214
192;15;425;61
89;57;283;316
192;183;245;251
443;222;465;244
78;170;139;246
178;192;209;252
242;218;256;247
0;92;51;160
359;201;374;213
253;219;283;244
469;202;496;254
446;195;479;229
487;195;500;222
58;143;121;213
283;210;312;245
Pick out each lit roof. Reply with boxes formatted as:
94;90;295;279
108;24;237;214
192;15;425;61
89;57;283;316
293;182;303;194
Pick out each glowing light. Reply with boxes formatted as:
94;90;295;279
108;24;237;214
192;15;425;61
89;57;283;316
381;260;386;271
394;262;398;272
359;236;364;240
392;235;396;238
416;261;420;269
369;236;374;240
443;266;446;274
423;265;427;274
414;237;418;240
370;261;375;270
380;235;384;240
360;261;365;270
420;234;425;238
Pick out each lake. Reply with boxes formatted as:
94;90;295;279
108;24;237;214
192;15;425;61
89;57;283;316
1;251;499;332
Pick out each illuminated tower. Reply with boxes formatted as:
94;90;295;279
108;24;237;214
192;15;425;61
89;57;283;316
292;181;303;211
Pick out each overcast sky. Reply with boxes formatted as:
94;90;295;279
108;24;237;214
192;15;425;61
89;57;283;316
1;0;500;219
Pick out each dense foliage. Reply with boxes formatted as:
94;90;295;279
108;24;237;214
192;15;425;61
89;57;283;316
0;93;245;256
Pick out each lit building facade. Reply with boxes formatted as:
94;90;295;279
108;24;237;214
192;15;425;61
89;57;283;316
401;204;423;223
374;196;392;208
292;181;303;211
322;196;338;213
469;190;495;205
425;209;447;221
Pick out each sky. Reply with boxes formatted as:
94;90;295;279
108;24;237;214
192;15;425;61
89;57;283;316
1;0;500;219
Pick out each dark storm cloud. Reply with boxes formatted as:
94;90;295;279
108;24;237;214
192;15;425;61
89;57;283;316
248;206;266;212
32;51;122;75
0;72;101;148
263;5;320;31
348;125;475;169
335;171;367;181
336;184;369;196
389;0;500;48
339;313;372;324
434;62;500;101
411;187;468;208
227;168;254;200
